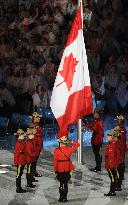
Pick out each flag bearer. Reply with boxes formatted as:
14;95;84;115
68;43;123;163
54;130;80;202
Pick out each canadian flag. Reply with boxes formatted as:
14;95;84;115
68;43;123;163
50;3;92;132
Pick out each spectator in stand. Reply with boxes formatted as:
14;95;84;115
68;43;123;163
0;82;16;116
116;73;128;114
32;84;51;110
105;55;115;74
83;4;92;28
40;57;56;86
92;74;106;112
4;67;14;90
0;64;4;83
53;6;65;30
87;47;100;74
13;69;26;95
117;54;128;76
6;6;15;22
41;6;50;24
26;67;41;95
105;64;119;116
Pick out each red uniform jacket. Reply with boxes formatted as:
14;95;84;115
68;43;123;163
14;140;26;165
33;125;43;156
120;127;127;160
105;140;118;169
114;140;124;166
85;118;104;145
25;138;36;164
36;126;43;155
54;141;80;172
34;133;42;157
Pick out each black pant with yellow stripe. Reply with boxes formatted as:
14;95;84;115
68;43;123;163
31;157;39;176
26;164;32;185
16;165;25;189
107;169;117;193
116;164;123;189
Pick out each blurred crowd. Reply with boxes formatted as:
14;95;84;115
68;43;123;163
0;0;128;117
84;0;128;116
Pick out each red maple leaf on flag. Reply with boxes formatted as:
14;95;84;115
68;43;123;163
57;53;79;91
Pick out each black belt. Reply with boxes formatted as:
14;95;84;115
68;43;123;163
58;159;70;162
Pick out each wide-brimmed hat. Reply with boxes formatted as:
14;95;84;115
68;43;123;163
57;129;70;143
17;129;25;135
16;129;25;139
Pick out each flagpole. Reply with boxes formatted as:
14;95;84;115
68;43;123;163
77;119;83;163
77;0;83;164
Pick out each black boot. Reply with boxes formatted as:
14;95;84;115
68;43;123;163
90;167;98;172
98;156;102;171
31;176;38;182
27;183;36;188
58;197;63;202
115;187;122;191
95;156;102;172
104;192;116;196
34;172;42;177
62;193;68;202
122;163;125;180
62;183;68;202
63;198;68;202
58;186;65;202
16;187;27;193
26;174;36;188
16;178;27;193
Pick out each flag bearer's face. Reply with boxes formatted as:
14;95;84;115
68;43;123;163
60;136;68;143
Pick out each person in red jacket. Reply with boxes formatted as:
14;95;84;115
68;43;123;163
113;126;123;191
25;128;36;188
14;129;27;193
54;130;80;202
116;115;127;180
104;130;118;196
27;123;39;182
84;108;104;172
31;112;43;177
